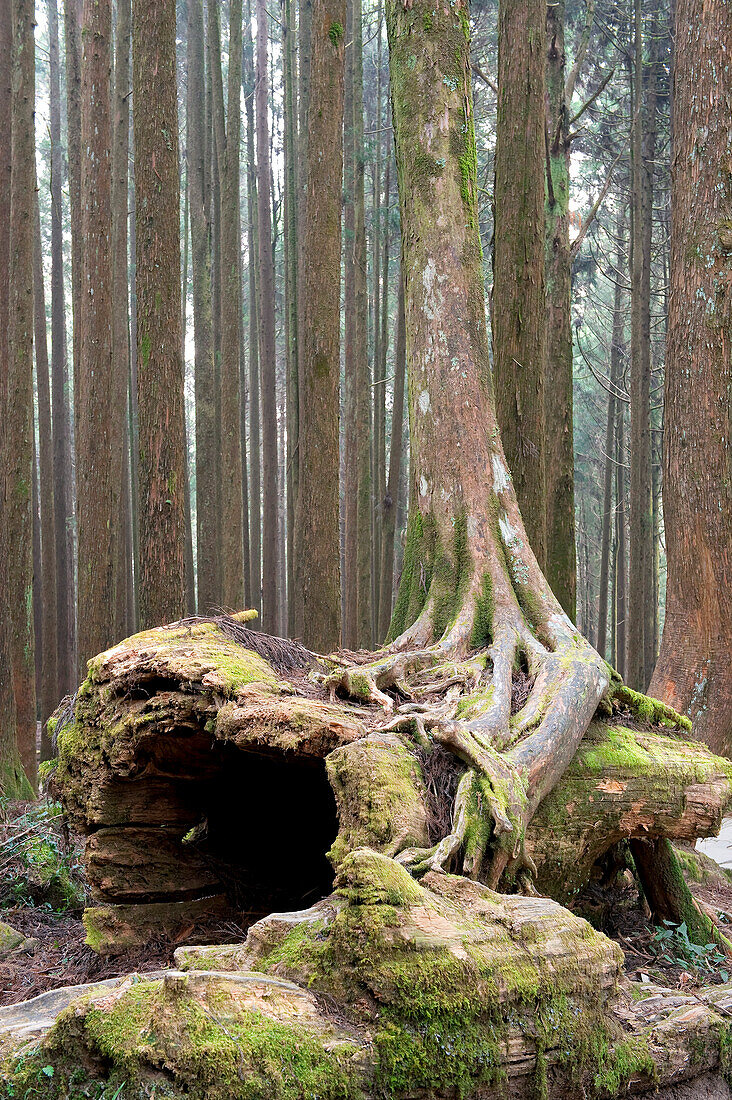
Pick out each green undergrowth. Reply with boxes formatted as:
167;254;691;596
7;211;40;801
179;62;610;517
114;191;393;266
0;798;84;912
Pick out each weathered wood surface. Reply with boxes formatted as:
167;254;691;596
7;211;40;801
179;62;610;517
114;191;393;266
50;624;732;953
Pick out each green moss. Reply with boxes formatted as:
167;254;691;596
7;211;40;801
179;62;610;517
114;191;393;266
470;571;494;648
611;684;692;731
388;510;427;640
5;977;366;1100
328;20;343;45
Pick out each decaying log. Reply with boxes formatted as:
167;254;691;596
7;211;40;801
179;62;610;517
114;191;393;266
48;622;732;953
3;849;732;1098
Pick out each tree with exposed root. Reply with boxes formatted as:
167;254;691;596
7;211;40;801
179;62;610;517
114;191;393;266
325;0;695;893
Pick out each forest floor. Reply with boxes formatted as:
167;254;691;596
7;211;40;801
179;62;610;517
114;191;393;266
2;797;732;1006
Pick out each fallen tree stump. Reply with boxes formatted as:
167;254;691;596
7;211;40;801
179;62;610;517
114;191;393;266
48;621;732;952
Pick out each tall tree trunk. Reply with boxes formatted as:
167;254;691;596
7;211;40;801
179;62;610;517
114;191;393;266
627;0;655;691
7;0;37;787
255;0;280;633
342;0;357;648
132;0;187;628
64;0;82;414
378;270;405;640
33;194;58;745
353;0;371;649
544;0;576;618
615;393;628;679
283;0;298;635
49;0;74;694
493;0;547;568
112;0;132;641
649;0;732;754
188;0;219;615
244;0;261;620
210;0;245;612
76;0;116;672
371;18;383;643
0;0;28;797
292;0;345;651
596;214;626;661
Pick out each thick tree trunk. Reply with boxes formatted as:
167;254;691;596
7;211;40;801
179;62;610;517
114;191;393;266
0;0;30;798
132;0;188;628
7;0;37;788
544;0;576;619
32;193;58;744
649;0;732;755
493;0;547;569
76;0;116;672
255;0;280;634
188;0;219;615
64;0;82;414
292;0;344;652
49;0;74;696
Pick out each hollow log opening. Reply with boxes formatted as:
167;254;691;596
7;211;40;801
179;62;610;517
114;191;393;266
193;745;338;917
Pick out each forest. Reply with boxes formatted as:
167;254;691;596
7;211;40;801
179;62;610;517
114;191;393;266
0;0;730;1093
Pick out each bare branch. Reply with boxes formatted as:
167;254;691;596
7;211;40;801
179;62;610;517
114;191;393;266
570;150;623;258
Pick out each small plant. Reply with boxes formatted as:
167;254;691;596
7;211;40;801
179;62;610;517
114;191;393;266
651;920;730;982
0;798;86;913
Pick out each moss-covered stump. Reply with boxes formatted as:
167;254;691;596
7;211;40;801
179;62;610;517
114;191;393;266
48;621;732;954
4;851;732;1099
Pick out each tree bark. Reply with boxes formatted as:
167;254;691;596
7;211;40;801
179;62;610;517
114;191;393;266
244;0;261;621
64;0;82;415
112;0;132;641
32;192;58;745
49;0;75;695
543;0;576;619
284;0;298;636
76;0;117;672
132;0;188;628
342;0;357;648
353;0;371;649
0;0;30;798
493;0;547;569
378;272;405;639
649;0;732;755
7;0;37;788
292;0;345;652
255;0;280;634
188;0;219;615
627;0;655;692
210;0;245;613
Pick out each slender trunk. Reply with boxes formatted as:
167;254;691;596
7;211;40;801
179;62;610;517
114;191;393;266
255;0;280;632
210;0;245;612
33;194;58;743
0;0;28;797
128;164;140;629
628;0;655;691
7;0;37;787
49;0;74;694
188;0;219;613
64;0;82;414
342;0;357;647
284;0;298;634
615;398;628;679
649;0;732;753
292;0;344;651
596;215;626;661
132;0;187;627
494;0;547;567
244;0;261;619
353;0;371;649
544;0;576;618
112;0;131;640
378;270;405;640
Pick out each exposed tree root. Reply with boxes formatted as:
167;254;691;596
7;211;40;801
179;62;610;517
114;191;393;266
321;565;690;891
